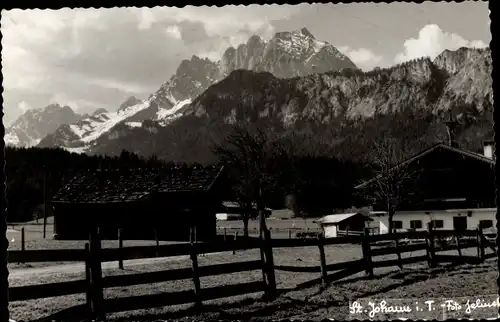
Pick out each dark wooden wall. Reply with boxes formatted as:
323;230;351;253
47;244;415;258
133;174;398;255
398;148;496;210
53;191;219;241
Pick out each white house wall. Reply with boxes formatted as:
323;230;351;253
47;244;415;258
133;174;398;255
374;209;497;234
324;225;337;238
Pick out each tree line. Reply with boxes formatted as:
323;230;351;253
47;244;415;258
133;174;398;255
5;142;369;224
6;105;492;234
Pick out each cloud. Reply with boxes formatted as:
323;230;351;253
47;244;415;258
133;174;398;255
338;46;383;71
395;24;488;63
165;25;182;40
18;101;33;114
136;8;156;30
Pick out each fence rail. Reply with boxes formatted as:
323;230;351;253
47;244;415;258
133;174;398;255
337;230;364;236
8;224;496;321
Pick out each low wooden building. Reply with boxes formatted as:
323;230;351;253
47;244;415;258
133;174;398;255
50;166;225;241
314;213;373;238
355;142;496;234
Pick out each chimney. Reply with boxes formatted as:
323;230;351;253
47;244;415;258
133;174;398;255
483;140;494;159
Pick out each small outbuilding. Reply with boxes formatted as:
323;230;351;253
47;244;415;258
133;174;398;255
314;213;373;238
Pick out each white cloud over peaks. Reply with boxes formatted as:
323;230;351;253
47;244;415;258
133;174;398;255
395;24;488;63
165;25;182;40
338;46;383;71
18;101;34;114
137;8;156;30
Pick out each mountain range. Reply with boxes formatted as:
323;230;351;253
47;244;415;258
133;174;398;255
5;104;86;147
5;28;493;164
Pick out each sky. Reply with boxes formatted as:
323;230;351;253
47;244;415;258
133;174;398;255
1;2;491;125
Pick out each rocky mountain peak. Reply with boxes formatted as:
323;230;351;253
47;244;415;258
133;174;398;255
295;27;315;39
92;108;109;116
433;46;491;74
35;28;361;152
5;103;82;147
247;34;264;46
119;96;141;112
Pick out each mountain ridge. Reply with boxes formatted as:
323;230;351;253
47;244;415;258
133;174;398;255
5;104;83;147
84;46;492;163
21;32;491;164
35;28;358;151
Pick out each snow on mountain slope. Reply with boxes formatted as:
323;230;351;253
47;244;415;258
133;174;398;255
37;27;357;152
156;99;192;124
125;121;143;128
5;104;82;147
5;132;21;146
81;100;152;143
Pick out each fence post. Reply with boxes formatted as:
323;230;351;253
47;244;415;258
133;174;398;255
317;233;328;287
88;226;105;321
154;229;160;258
233;231;238;254
263;229;276;299
223;227;227;241
362;228;373;278
477;226;485;262
259;229;269;295
84;242;92;314
426;223;436;268
118;229;123;270
289;229;292;239
20;227;25;264
454;229;462;259
190;227;202;307
393;229;402;270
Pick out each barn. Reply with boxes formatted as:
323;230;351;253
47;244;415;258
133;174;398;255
50;166;225;241
355;141;496;235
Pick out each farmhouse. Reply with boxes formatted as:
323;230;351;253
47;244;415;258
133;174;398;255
50;166;225;241
355;141;496;234
314;213;373;238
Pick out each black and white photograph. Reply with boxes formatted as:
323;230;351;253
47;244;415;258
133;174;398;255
1;1;498;321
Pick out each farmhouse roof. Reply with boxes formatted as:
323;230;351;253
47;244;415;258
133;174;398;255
314;213;372;225
354;143;495;190
51;166;224;204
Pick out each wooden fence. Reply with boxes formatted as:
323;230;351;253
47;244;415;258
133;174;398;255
337;229;364;236
8;224;496;321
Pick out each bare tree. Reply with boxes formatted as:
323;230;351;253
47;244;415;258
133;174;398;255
358;137;422;234
211;123;294;237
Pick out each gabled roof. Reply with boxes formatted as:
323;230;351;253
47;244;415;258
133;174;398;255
355;143;495;190
314;212;373;225
51;166;224;204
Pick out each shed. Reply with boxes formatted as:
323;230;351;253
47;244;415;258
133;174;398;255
50;166;225;242
314;213;373;238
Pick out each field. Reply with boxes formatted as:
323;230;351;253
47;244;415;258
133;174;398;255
7;213;498;321
8;240;497;321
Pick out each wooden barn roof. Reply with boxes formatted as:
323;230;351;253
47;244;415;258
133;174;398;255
355;143;495;190
51;166;224;204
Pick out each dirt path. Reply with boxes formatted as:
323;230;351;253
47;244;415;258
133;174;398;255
8;252;224;278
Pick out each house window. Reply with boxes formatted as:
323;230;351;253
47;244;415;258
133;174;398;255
479;220;493;229
393;221;403;229
410;220;422;229
431;220;444;229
